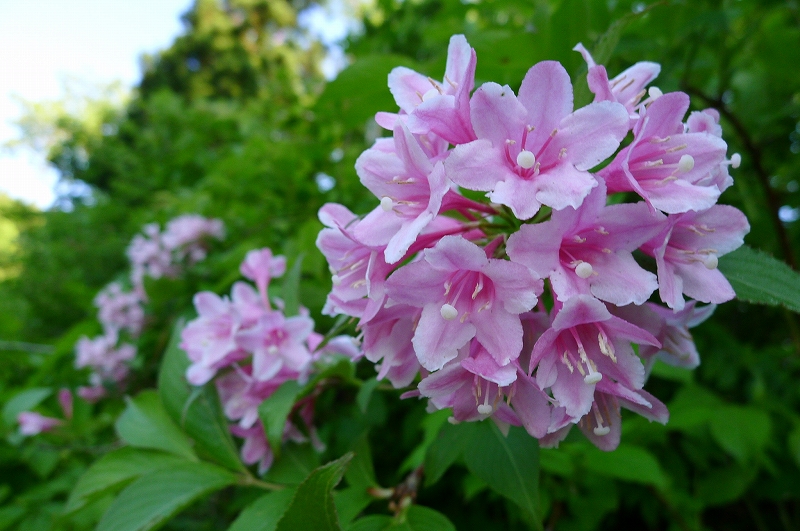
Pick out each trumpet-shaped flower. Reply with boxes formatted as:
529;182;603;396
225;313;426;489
386;235;543;370
507;181;664;306
445;61;629;219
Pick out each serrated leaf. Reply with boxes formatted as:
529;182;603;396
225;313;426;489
709;405;771;462
158;319;246;472
461;423;542;529
2;388;52;425
96;462;236;531
115;390;196;460
580;444;668;489
333;487;373;526
65;448;187;514
275;453;353;531
718;245;800;313
227;489;296;531
258;380;302;457
264;442;321;486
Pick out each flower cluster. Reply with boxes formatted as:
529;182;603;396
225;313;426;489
75;215;224;401
127;214;224;294
16;389;73;437
181;248;360;472
317;35;749;450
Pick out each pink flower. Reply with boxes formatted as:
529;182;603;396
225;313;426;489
530;295;658;419
599;92;728;214
240;248;286;305
235;312;314;382
18;412;62;436
507;181;664;306
361;304;422;388
573;43;661;122
386;235;543;371
445;61;629;219
376;34;477;145
641;205;749;310
181;292;246;386
94;282;144;337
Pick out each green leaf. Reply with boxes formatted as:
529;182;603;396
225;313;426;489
709;405;772;462
2;387;52;425
264;443;321;486
258;380;302;457
346;516;393;531
115;390;196;460
397;506;456;531
580;444;668;489
344;433;377;490
333;488;373;526
718;245;800;313
275;453;353;531
461;423;542;528
695;463;758;506
227;489;296;531
281;254;304;317
158;319;246;472
96;462;236;531
423;419;466;487
355;378;380;414
65;448;187;513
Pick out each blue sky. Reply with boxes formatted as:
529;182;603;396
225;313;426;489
0;0;194;208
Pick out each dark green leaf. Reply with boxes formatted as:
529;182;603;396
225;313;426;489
423;420;466;487
398;506;456;531
158;319;246;472
275;453;353;531
65;448;187;514
115;390;196;460
344;433;377;490
258;380;302;457
96;462;236;531
718;245;800;313
227;489;296;531
333;487;373;526
264;443;321;486
356;378;380;414
580;444;668;489
695;464;758;506
462;423;541;528
709;405;772;462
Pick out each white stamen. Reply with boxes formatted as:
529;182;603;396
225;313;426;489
331;275;342;286
267;345;279;355
516;150;536;169
584;371;603;385
593;425;611;436
678;154;695;172
477;404;493;415
422;88;439;102
702;254;719;270
440;304;458;320
447;416;460;425
380;196;393;212
648;86;663;100
731;153;741;168
575;261;594;279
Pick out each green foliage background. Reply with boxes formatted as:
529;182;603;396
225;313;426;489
1;0;799;530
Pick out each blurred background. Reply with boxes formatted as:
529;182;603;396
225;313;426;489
0;0;798;530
